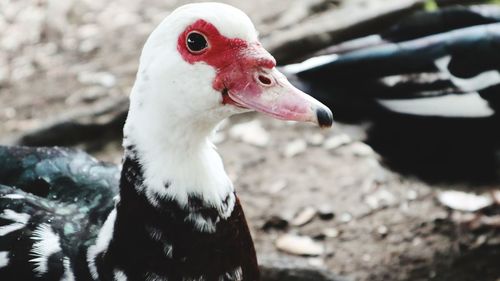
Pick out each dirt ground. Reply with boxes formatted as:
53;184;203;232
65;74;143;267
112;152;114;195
1;0;499;280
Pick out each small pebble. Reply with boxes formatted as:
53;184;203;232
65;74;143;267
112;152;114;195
364;189;397;210
318;204;335;220
307;257;325;267
407;189;418;201
275;234;324;256
268;180;287;194
362;254;371;262
306;133;325;146
474;235;488;248
340;212;352;223
229;120;270;147
78;71;116;88
323;134;351;150
437;190;493;212
348;142;375;157
376;225;389;237
322;227;340;238
291;207;317;226
283;139;307;158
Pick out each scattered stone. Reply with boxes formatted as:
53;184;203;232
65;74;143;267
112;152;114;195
229;120;270;147
348;142;375;157
406;189;418;201
276;234;324;256
77;71;117;88
306;133;325;146
291;207;317;226
262;215;289;231
307;257;325;267
77;24;100;39
322;228;340;238
473;234;488;248
361;254;371;262
318;204;335;220
269;180;287;194
437;190;494;212
339;212;352;223
79;39;100;53
323;134;351;150
279;209;297;223
364;189;397;209
283;139;307;158
376;225;389;237
66;87;107;105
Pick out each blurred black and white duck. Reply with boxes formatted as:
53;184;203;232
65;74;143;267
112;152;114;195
282;5;500;182
0;3;332;281
283;4;500;119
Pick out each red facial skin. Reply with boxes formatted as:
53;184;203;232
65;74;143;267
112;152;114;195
176;19;333;127
177;19;276;107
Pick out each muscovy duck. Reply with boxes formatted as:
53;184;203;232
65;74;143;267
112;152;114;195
0;3;333;281
284;5;500;119
282;5;500;182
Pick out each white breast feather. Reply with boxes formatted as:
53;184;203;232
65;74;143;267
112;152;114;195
30;223;62;275
0;251;9;268
87;209;117;280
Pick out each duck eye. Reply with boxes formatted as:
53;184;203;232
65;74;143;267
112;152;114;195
186;32;208;54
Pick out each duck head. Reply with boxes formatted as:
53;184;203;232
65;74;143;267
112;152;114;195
127;2;332;134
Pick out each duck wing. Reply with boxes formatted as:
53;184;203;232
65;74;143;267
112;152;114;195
283;21;500;119
316;5;500;55
0;145;120;204
0;146;120;280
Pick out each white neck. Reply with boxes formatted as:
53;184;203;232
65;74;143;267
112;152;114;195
123;75;235;218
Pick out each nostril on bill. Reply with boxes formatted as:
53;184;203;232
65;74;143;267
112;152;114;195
257;74;273;86
316;107;333;128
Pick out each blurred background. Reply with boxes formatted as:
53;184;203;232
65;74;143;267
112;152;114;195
1;0;500;280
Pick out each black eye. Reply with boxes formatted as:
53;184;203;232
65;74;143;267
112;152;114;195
186;32;208;54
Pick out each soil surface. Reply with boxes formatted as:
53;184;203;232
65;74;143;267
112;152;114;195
1;0;499;280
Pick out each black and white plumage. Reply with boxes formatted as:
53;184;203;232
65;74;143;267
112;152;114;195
0;3;332;281
0;145;257;281
284;5;500;119
282;5;500;182
0;146;118;280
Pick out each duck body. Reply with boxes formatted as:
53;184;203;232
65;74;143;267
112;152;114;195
0;3;332;281
0;145;258;281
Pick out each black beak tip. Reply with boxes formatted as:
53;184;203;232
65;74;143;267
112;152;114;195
316;107;333;128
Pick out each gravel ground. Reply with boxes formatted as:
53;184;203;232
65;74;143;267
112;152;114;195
1;0;499;280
